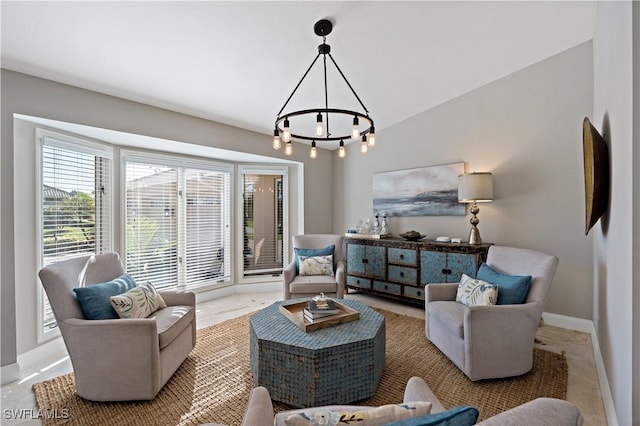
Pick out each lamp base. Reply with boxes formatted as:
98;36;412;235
468;227;482;245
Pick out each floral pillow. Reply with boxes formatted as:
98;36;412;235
285;401;432;426
298;254;335;276
456;274;498;307
110;282;167;319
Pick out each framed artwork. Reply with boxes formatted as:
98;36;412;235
372;162;465;216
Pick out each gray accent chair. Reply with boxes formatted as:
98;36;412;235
39;252;196;401
425;245;559;381
283;234;345;300
223;376;582;426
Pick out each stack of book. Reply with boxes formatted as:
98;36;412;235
303;299;340;323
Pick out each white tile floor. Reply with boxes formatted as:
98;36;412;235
1;290;606;425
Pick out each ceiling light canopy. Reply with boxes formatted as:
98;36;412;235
272;19;376;158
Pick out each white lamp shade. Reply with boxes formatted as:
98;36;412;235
458;172;494;202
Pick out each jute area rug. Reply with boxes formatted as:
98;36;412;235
33;309;567;426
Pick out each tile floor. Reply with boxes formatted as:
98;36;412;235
1;290;607;425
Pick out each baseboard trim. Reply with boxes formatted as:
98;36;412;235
17;336;67;373
1;362;20;385
543;312;619;426
195;282;279;303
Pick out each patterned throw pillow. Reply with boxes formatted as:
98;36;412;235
285;401;432;426
294;245;335;272
298;255;335;276
456;274;498;307
110;282;167;319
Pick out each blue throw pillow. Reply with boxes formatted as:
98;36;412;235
73;274;137;320
385;405;479;426
476;263;532;305
294;245;335;273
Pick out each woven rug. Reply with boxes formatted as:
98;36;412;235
33;309;567;426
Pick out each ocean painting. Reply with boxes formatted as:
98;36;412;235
373;162;465;216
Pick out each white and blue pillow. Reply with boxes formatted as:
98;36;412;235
456;274;497;307
385;405;479;426
294;245;335;273
298;255;335;276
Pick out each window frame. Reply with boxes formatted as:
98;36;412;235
35;129;114;343
236;165;289;284
121;150;234;292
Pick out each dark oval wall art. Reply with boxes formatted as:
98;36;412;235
582;117;610;235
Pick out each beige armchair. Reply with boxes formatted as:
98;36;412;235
425;245;559;381
39;252;196;401
283;234;345;300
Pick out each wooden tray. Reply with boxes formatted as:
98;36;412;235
279;300;360;332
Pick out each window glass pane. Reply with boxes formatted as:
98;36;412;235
242;173;284;277
185;169;231;284
125;163;178;288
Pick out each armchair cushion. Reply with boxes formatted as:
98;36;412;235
299;254;335;276
73;274;137;320
110;282;167;319
153;305;195;349
289;275;339;294
294;245;335;272
476;263;531;305
284;401;433;426
456;274;497;307
385;405;479;426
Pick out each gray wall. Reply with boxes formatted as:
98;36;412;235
334;42;594;320
1;69;334;366
592;2;639;425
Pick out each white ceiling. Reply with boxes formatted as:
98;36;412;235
2;1;597;147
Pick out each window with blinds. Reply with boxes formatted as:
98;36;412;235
39;132;112;331
241;171;286;278
124;158;231;289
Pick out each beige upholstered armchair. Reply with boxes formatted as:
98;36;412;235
425;245;559;381
38;252;196;401
283;234;346;300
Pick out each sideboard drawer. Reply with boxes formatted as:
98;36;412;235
404;285;425;300
388;265;418;284
347;275;371;289
388;248;418;266
372;280;401;296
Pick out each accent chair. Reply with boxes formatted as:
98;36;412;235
283;234;345;300
39;252;196;401
425;245;559;381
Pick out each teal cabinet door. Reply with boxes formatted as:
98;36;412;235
420;251;447;283
347;244;366;275
365;246;386;279
447;253;477;282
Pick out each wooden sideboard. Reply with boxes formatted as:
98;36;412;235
345;237;491;305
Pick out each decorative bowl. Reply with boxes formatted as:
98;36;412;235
399;231;426;241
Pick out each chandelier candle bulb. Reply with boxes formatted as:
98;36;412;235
283;118;291;142
316;113;323;136
284;141;293;156
339;140;346;158
352;116;360;139
310;141;317;159
361;135;368;153
368;127;376;147
272;129;281;150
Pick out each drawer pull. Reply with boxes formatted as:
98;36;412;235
442;268;452;275
362;258;369;264
384;284;388;290
399;254;404;259
417;290;421;296
357;279;361;284
400;272;405;277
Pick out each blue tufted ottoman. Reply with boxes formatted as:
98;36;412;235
249;299;385;408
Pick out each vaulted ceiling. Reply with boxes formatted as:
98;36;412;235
2;1;597;144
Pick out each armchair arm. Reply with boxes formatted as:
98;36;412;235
335;260;346;298
160;290;195;307
403;377;446;413
60;318;160;397
477;398;583;426
283;261;297;299
241;386;274;426
425;283;458;303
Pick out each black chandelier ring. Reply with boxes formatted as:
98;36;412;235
275;109;374;142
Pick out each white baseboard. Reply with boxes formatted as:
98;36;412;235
1;362;20;385
17;336;67;373
543;311;619;426
195;281;279;304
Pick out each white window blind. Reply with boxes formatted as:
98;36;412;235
125;158;231;288
242;172;284;277
40;134;112;329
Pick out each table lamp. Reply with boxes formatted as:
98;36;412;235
458;172;493;244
